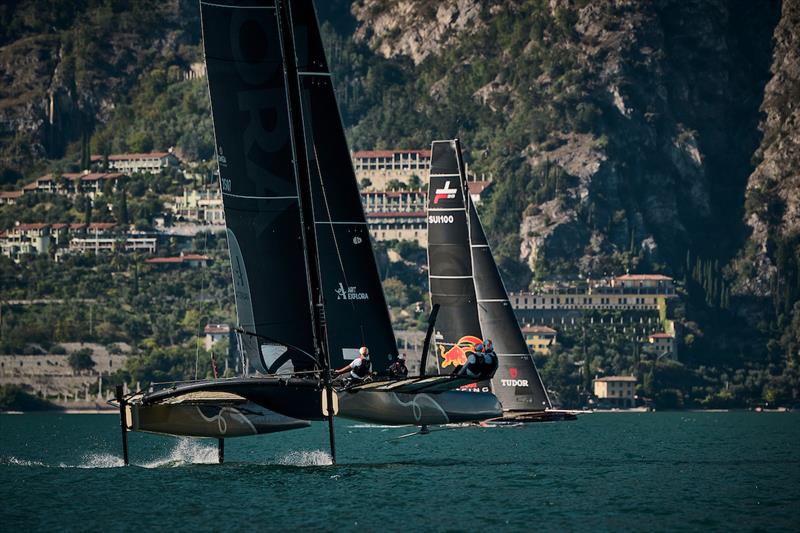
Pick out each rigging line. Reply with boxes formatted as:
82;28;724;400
313;143;356;311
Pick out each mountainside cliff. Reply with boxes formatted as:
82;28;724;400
0;0;797;368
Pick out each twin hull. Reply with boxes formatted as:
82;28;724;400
127;385;502;438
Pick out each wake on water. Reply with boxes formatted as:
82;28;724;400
2;440;333;468
0;438;218;469
275;450;333;467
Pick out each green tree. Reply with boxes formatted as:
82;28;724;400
68;348;95;372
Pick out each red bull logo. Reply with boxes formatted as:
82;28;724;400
439;335;482;368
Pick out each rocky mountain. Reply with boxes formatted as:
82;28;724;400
0;0;201;183
0;0;797;368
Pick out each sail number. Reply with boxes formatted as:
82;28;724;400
428;214;454;224
221;178;232;192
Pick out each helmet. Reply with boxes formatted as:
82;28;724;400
474;343;484;353
484;339;493;351
359;346;370;358
398;353;406;361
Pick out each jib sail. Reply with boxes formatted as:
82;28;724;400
289;0;397;372
426;140;484;382
469;200;551;410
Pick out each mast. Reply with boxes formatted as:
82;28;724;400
275;0;336;463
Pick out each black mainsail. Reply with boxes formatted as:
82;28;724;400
469;199;551;411
201;0;317;375
426;140;484;384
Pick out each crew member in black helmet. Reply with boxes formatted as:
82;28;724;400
334;346;372;382
388;353;408;379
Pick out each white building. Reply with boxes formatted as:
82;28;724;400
0;223;51;260
169;188;225;224
91;151;179;175
204;324;231;351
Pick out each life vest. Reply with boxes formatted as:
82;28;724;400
351;358;371;379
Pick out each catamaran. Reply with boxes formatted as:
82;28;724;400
112;0;501;465
426;139;577;423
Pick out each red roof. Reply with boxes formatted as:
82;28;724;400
0;191;23;198
80;172;123;181
204;324;230;334
353;149;431;159
92;152;172;161
87;223;116;231
616;274;673;281
361;190;426;197
13;223;50;231
22;182;39;190
366;211;426;219
649;332;673;339
50;223;87;230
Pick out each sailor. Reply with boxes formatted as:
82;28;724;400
335;346;372;382
388;353;408;379
455;342;485;378
481;339;498;377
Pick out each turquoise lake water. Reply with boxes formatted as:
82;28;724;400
1;412;798;531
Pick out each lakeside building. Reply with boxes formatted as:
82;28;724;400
0;191;23;205
20;171;124;199
204;323;231;351
593;375;637;408
648;332;677;359
68;231;157;255
521;325;557;354
366;211;427;245
91;151;179;174
168;188;225;224
352;149;431;190
0;223;51;260
359;182;493;245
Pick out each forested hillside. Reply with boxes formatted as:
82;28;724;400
0;0;797;403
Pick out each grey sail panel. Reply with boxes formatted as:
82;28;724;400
201;0;316;374
290;0;398;372
469;203;552;410
427;140;484;377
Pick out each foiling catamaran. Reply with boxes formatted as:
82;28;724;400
426;139;577;423
112;0;501;465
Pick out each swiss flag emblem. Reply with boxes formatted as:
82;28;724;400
509;368;518;379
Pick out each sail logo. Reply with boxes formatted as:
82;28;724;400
501;368;528;387
335;282;369;301
439;335;482;368
428;214;454;224
433;181;458;204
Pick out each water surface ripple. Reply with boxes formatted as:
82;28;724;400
1;412;798;531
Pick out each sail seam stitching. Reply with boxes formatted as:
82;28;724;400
222;193;298;200
200;2;275;8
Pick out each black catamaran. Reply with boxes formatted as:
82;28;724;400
426;139;576;422
113;1;501;465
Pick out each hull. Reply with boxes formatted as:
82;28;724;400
482;410;579;425
121;377;503;438
129;401;310;438
338;390;502;425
